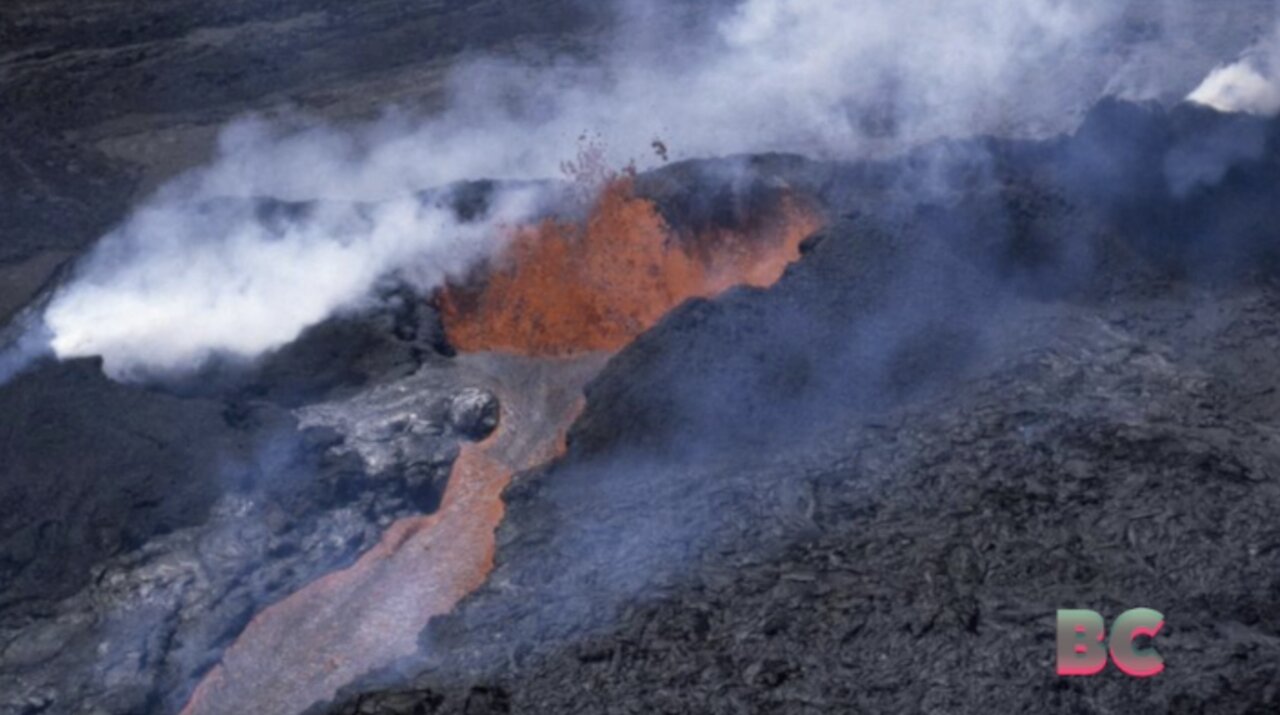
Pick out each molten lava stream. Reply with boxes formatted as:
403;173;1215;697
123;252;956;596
181;355;602;715
182;177;822;715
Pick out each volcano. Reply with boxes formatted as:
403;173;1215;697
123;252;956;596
3;3;1280;715
177;170;823;714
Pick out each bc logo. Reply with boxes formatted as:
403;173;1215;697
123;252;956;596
1056;608;1165;677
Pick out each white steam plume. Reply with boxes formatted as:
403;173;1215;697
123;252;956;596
1188;24;1280;116
22;0;1273;381
42;185;542;380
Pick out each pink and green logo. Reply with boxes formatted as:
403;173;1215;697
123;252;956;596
1056;608;1165;677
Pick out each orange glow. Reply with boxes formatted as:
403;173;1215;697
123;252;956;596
440;177;823;355
181;447;512;715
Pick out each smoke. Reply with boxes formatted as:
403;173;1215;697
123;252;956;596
22;0;1272;381
42;176;544;380
1188;24;1280;116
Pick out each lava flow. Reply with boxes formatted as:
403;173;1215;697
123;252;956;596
181;355;602;715
182;176;822;715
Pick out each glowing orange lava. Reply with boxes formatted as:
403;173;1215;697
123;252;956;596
181;356;597;715
440;177;823;355
182;449;510;715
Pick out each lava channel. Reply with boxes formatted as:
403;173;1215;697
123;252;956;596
180;355;603;715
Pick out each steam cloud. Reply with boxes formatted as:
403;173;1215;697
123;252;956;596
15;0;1276;380
1188;24;1280;116
43;182;543;379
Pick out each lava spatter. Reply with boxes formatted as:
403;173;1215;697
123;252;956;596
439;177;823;356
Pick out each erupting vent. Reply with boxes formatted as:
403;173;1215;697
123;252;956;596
183;174;824;715
439;177;823;355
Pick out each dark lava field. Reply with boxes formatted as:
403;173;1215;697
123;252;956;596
3;2;1280;715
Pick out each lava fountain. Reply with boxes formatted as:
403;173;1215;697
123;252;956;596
181;174;823;715
439;176;823;355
